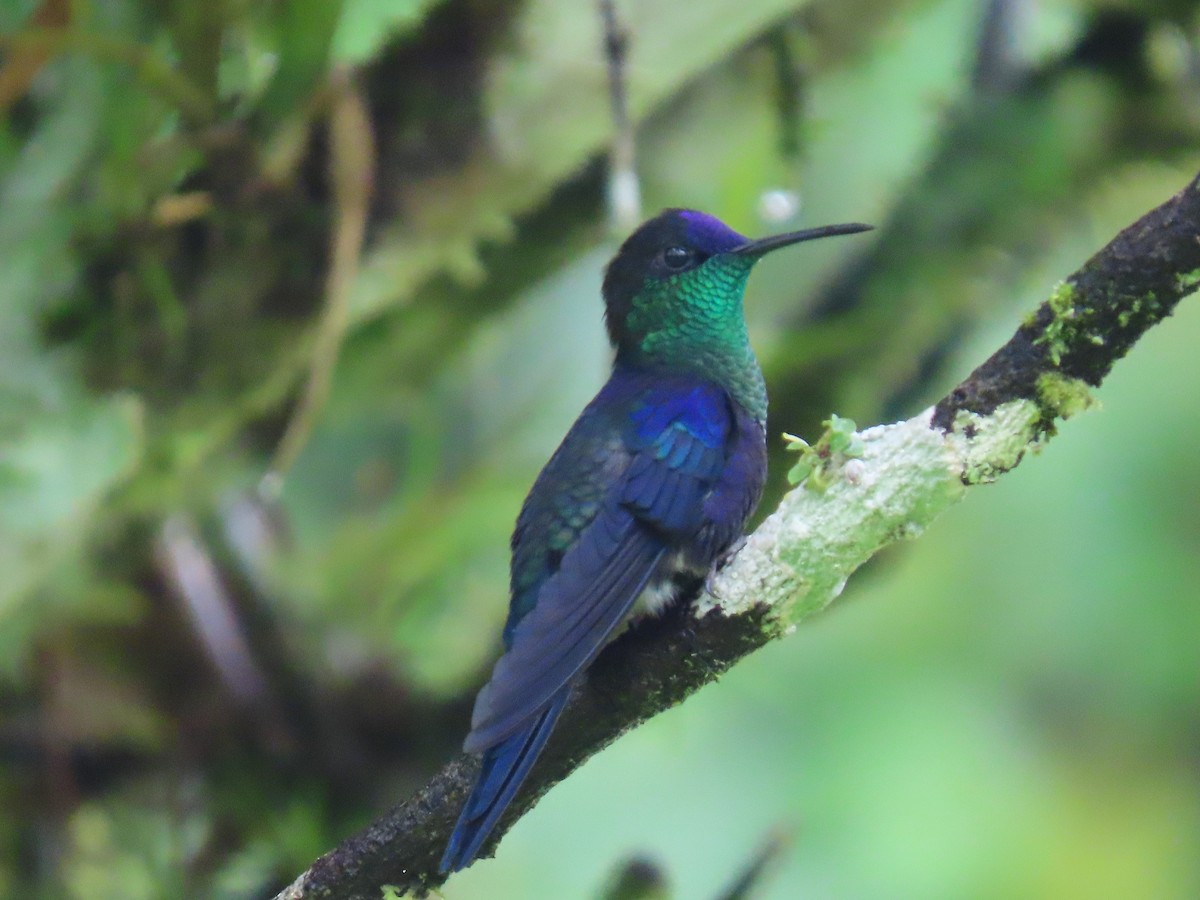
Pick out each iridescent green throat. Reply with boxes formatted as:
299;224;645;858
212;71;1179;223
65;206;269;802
620;256;767;424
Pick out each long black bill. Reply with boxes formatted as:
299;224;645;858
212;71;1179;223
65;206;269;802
732;222;873;257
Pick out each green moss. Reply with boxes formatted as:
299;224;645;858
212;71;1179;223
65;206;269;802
1036;372;1097;420
1176;268;1200;292
1032;281;1079;365
1117;290;1165;329
1047;281;1075;316
783;414;864;492
1031;279;1168;364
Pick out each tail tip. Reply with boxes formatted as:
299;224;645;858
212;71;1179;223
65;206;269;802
439;821;481;875
438;836;465;875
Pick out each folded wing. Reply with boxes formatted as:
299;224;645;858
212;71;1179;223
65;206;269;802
465;379;733;753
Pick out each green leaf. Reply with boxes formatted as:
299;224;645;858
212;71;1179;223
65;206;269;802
256;0;346;122
787;458;815;486
331;0;442;65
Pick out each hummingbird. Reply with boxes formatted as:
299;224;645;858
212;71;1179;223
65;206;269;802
440;209;871;873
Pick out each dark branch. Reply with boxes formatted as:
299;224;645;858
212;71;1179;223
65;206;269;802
713;825;793;900
277;605;776;899
933;170;1200;430
276;172;1200;900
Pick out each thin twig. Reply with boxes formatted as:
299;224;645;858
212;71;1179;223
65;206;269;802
599;0;641;233
713;825;794;900
267;68;375;487
972;0;1029;94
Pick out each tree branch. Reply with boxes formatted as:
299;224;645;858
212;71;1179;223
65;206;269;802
275;172;1200;900
933;170;1200;430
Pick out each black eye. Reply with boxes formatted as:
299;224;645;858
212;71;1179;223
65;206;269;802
662;246;692;270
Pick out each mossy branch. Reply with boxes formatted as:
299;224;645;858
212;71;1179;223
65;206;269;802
275;171;1200;900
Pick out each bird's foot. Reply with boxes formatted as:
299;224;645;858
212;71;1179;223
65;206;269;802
704;535;748;598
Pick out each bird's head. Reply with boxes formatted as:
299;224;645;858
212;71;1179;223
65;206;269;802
601;209;870;365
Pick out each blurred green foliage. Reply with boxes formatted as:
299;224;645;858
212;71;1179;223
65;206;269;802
1;0;1199;897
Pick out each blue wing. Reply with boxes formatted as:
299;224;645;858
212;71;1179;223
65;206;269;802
621;382;730;532
464;377;733;752
464;501;666;753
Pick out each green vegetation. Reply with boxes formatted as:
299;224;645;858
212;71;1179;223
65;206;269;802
3;0;1200;897
1036;371;1097;421
782;414;863;490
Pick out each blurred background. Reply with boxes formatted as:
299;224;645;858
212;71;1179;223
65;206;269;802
2;0;1200;897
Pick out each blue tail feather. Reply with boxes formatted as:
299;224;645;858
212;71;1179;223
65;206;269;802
440;687;571;873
